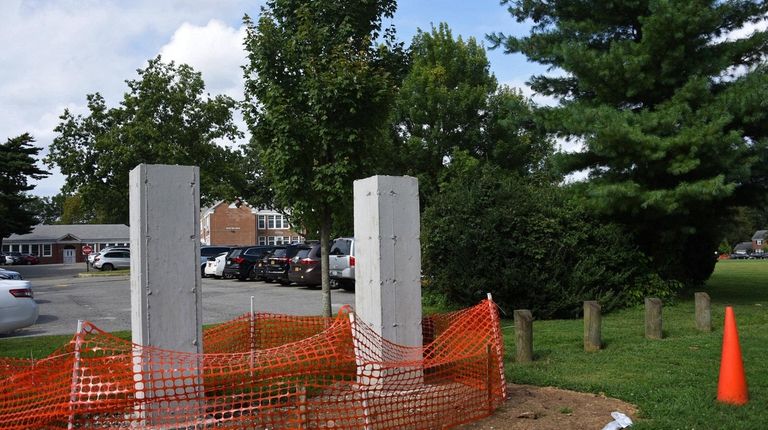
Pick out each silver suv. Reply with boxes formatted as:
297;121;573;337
328;237;355;291
93;250;130;271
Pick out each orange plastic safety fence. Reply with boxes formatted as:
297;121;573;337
0;299;505;429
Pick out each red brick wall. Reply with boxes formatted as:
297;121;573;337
208;203;257;246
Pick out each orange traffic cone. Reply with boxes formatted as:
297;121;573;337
717;306;748;405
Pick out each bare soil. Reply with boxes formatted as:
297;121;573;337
460;384;638;430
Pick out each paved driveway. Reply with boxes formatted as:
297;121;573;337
1;264;354;338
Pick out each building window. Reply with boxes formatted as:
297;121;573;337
31;244;39;256
258;215;266;229
267;236;276;245
11;244;19;252
758;239;763;246
42;244;52;257
1;245;9;252
258;237;266;245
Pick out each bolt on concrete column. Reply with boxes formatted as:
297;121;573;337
129;164;203;425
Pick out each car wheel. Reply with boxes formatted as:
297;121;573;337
102;263;114;271
278;279;290;286
26;260;32;265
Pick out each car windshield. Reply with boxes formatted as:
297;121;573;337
294;249;310;259
229;249;243;258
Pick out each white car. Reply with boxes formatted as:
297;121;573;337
0;268;23;280
0;279;39;334
204;252;229;278
88;247;129;264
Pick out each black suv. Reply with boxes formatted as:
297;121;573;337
223;246;277;280
264;244;310;285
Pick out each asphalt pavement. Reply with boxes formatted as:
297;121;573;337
0;263;355;338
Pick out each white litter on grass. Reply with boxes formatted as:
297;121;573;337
601;411;633;430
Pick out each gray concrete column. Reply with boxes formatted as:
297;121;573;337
129;164;203;425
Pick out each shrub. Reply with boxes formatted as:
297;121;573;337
422;163;675;318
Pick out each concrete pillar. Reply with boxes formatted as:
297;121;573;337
353;175;422;348
129;164;203;425
353;176;422;388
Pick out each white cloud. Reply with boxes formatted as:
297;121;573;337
500;79;559;107
159;20;248;99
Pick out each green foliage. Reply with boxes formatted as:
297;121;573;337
423;162;674;318
22;194;66;224
243;0;404;315
45;57;247;224
395;24;554;202
490;1;768;286
0;134;50;244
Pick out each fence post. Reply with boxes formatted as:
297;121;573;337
583;301;602;352
513;310;533;362
645;298;663;339
67;320;84;430
695;292;711;332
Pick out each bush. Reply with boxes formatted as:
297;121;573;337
422;164;676;318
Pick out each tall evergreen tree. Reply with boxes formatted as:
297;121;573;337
243;0;404;316
491;0;768;284
0;134;50;247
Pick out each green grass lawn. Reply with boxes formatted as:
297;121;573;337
505;259;768;429
1;260;766;428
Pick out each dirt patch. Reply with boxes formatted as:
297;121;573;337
460;384;638;430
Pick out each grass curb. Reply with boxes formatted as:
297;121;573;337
77;270;130;278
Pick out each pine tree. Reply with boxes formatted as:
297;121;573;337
491;1;768;284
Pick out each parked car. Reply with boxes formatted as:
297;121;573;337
288;243;322;287
0;268;23;280
200;246;232;277
250;250;274;281
204;251;230;279
88;247;129;265
0;279;39;334
93;249;131;271
20;254;39;265
329;237;355;291
264;244;309;285
4;252;24;265
223;246;277;281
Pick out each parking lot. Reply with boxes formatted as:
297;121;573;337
0;264;355;338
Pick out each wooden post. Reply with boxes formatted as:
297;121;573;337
695;292;712;332
583;301;601;352
513;309;533;362
645;297;663;339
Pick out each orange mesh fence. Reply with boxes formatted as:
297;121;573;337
0;299;505;429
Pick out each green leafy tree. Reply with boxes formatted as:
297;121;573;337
490;0;768;285
23;193;67;224
243;0;404;316
396;24;554;202
423;159;675;318
46;57;247;224
0;134;50;247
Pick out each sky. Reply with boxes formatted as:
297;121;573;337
2;1;549;197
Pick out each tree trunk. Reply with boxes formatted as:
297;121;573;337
320;205;332;317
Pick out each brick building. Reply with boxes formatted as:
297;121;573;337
2;224;130;264
200;200;303;246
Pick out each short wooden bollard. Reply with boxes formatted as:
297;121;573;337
695;292;711;332
583;301;602;351
514;310;533;362
645;297;663;339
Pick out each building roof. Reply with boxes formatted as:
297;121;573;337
5;224;130;243
734;241;753;252
752;230;768;241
